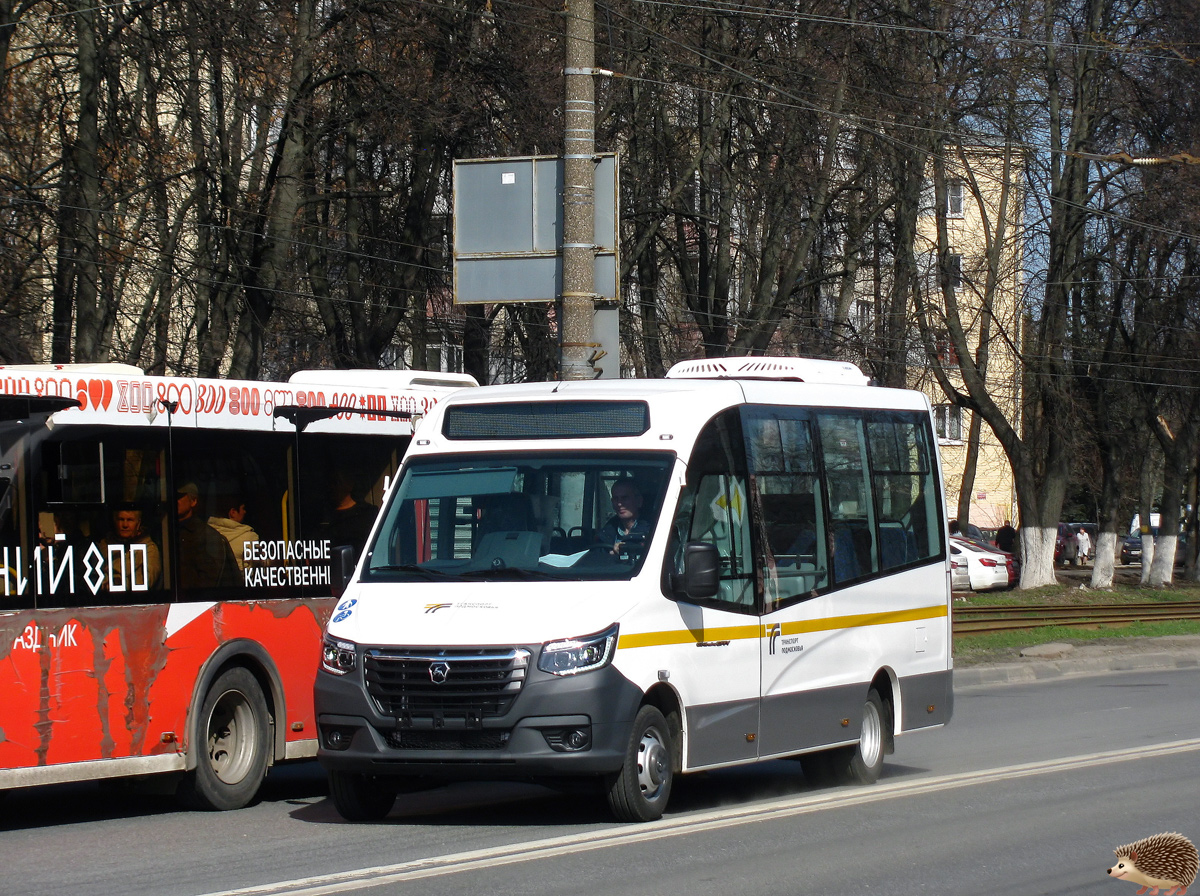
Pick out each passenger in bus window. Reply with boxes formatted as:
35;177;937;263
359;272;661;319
34;510;92;604
38;510;86;551
176;482;239;589
596;478;652;559
208;494;259;571
101;504;162;589
323;469;377;558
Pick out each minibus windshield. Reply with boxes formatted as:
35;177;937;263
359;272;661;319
363;452;675;582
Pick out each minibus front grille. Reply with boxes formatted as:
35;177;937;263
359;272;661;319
364;647;530;724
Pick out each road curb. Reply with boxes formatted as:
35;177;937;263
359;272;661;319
954;649;1200;688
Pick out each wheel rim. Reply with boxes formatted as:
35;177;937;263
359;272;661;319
206;689;259;785
859;699;883;768
636;725;670;801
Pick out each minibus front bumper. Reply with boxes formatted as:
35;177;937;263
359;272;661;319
315;660;646;780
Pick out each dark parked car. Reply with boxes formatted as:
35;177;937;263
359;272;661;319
1054;523;1078;566
1120;528;1186;566
1055;522;1097;566
950;519;986;541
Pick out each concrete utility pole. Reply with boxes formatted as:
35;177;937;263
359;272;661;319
560;0;597;381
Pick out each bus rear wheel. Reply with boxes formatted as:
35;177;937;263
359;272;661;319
606;705;674;823
801;687;889;786
178;667;271;811
328;771;398;821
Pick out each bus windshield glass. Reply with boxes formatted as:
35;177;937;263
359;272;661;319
364;452;675;582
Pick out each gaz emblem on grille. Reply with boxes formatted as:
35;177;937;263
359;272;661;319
429;661;451;684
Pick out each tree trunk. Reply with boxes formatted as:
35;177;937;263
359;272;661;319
1091;531;1117;588
957;412;982;526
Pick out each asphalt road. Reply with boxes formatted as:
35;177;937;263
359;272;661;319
3;667;1198;896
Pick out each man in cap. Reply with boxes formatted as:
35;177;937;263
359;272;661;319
176;482;239;589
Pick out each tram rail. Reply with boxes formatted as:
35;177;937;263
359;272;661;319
952;600;1200;635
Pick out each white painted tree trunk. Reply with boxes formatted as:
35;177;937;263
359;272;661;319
1149;533;1176;586
1090;531;1117;589
1019;525;1058;587
1140;534;1155;585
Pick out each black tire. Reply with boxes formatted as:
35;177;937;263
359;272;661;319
328;770;398;822
606;705;674;823
801;688;889;787
178;667;271;811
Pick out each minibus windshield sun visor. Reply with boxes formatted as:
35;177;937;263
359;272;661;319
443;401;650;440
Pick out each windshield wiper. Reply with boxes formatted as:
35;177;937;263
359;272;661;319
458;567;576;581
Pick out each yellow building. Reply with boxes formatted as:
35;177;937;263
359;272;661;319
912;149;1024;531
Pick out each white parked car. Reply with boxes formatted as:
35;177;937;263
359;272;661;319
949;544;971;591
950;536;1013;591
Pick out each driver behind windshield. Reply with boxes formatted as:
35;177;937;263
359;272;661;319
596;478;652;558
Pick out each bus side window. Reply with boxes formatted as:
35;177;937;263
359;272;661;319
25;433;171;608
169;431;295;598
867;413;941;565
817;413;880;585
295;435;400;565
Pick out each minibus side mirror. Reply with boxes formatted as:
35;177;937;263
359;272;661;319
330;545;356;598
680;541;721;599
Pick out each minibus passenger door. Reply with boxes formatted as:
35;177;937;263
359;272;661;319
668;419;762;768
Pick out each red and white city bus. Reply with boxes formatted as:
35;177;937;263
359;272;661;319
0;363;476;809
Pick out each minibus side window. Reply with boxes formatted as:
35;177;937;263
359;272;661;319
742;408;830;609
866;413;942;565
815;413;879;584
670;410;755;612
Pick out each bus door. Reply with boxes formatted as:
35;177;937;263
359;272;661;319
669;409;760;768
748;407;882;757
742;407;842;757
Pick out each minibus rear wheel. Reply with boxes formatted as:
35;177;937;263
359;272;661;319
328;770;398;821
801;687;888;786
606;705;674;823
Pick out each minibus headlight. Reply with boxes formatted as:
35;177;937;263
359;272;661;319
538;625;618;676
322;636;358;675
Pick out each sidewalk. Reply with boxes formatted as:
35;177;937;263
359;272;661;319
954;635;1200;687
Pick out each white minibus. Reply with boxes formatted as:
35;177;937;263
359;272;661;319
315;357;953;822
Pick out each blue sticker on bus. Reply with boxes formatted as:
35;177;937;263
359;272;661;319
335;598;357;612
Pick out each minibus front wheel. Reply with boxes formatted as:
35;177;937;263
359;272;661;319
328;770;398;822
606;704;674;823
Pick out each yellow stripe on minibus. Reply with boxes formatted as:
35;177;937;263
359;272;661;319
618;624;762;649
617;604;947;650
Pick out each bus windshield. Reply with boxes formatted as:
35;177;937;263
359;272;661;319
363;452;675;582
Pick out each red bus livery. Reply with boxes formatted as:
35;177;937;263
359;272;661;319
0;364;476;809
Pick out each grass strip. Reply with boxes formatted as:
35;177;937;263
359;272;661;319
953;580;1200;664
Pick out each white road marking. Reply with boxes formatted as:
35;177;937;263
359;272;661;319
196;738;1200;896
